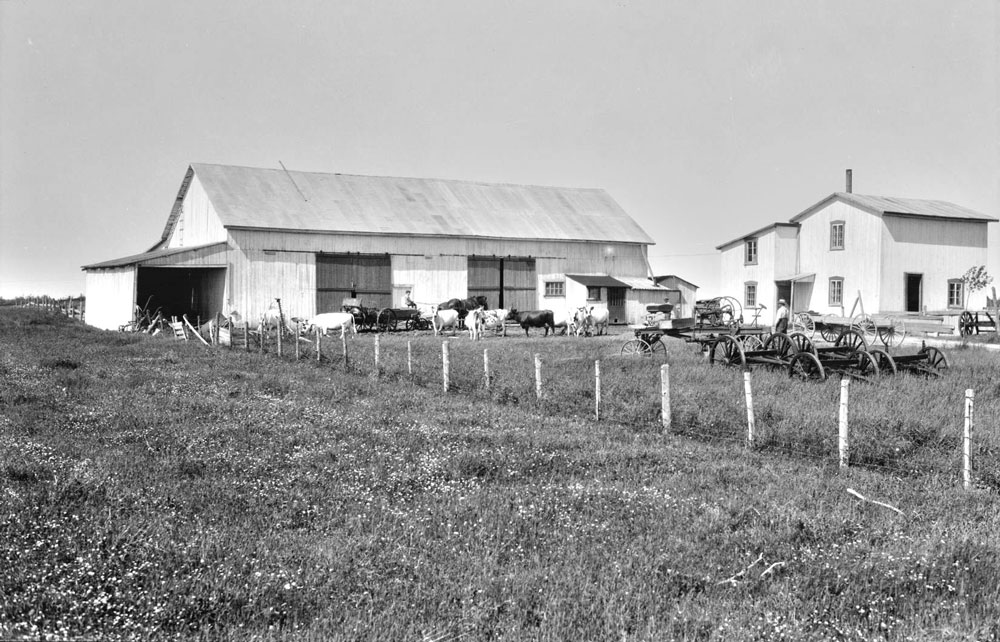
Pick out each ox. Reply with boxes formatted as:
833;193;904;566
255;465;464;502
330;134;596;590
481;309;510;337
573;305;610;336
432;309;461;336
551;308;577;336
305;312;357;338
510;309;556;337
466;307;486;340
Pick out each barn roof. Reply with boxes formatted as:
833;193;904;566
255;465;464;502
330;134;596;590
172;163;655;244
790;192;998;223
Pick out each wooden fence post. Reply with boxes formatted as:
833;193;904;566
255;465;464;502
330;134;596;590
964;388;974;490
595;360;602;421
276;323;283;357
407;341;412;376
839;377;850;468
660;363;671;430
244;323;249;352
483;348;491;390
316;327;322;362
743;371;754;448
534;353;542;399
342;332;348;367
442;341;450;392
374;334;380;375
259;322;265;355
294;322;300;360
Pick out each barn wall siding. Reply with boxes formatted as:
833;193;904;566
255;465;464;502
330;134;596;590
169;175;227;248
85;267;136;330
229;249;315;321
391;255;467;308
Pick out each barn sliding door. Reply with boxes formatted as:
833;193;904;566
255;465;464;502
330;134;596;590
316;254;392;312
468;257;501;309
503;258;536;312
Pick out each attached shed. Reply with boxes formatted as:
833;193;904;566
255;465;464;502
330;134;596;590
84;163;663;329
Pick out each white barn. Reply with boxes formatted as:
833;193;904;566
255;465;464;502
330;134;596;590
83;163;674;330
717;178;997;326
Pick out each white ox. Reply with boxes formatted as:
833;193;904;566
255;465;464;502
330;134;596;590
481;309;510;337
305;312;357;338
551;308;577;336
431;309;461;336
573;305;610;336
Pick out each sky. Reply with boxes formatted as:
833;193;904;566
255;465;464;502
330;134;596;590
1;0;997;299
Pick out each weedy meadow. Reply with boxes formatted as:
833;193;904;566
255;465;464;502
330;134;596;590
1;307;999;641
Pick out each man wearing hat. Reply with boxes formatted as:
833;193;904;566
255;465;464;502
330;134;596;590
775;298;789;334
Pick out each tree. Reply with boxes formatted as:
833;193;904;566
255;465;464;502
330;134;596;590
961;265;993;310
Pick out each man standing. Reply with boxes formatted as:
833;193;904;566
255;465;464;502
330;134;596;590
774;298;789;334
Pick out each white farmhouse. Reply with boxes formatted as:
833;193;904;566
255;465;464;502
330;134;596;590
717;173;997;326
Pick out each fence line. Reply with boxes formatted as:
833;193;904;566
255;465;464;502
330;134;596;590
164;329;988;491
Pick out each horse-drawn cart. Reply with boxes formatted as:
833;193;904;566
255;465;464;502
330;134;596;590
342;298;431;332
792;312;906;348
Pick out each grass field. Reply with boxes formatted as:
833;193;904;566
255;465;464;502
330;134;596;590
2;307;999;641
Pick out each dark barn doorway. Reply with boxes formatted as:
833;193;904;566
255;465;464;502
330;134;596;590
905;273;923;313
136;267;226;322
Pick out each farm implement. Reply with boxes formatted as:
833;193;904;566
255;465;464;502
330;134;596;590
342;298;432;332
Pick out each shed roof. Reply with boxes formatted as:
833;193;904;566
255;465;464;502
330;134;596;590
169;163;654;245
566;274;630;288
82;242;227;270
790;192;998;223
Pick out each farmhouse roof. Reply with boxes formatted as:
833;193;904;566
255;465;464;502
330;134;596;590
790;192;998;223
163;163;655;245
715;222;799;251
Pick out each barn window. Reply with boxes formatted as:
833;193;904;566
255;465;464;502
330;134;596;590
587;286;602;301
544;281;565;297
744;282;757;308
744;238;758;265
830;221;845;250
829;277;844;306
948;279;964;309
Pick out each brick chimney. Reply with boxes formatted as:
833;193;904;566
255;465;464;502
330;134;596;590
846;169;853;194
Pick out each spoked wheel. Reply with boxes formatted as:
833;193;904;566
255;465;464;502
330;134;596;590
959;311;976;337
789;352;826;381
852;350;880;380
792;313;815;338
878;320;906;348
918;346;950;375
820;322;841;343
719;296;744;327
787;331;817;356
868;347;897;376
763;332;796;361
710;335;747;369
835;328;868;352
377;309;397;332
648;338;666;355
851;314;878;346
737;334;764;352
621;339;652;356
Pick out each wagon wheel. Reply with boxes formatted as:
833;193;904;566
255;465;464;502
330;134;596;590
762;332;796;361
878;319;906;348
710;335;746;369
789;352;826;381
852;350;880;380
835;328;868;351
868;347;897;376
737;334;764;352
347;308;365;331
819;322;841;343
959;311;976;337
621;339;652;356
787;331;817;356
648;336;667;355
377;309;397;332
918;346;950;375
851;314;878;346
405;317;416;331
791;313;815;338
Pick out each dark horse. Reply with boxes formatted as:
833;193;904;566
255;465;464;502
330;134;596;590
438;295;489;319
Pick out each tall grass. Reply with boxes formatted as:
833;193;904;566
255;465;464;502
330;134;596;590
1;307;999;640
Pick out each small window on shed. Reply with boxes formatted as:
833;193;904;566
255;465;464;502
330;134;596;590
948;279;964;309
544;281;565;297
744;238;758;265
587;286;602;301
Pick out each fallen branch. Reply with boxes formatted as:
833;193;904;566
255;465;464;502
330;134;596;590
717;553;764;585
846;488;904;516
760;561;786;577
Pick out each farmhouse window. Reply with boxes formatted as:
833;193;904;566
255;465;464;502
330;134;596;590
544;281;565;297
587;286;602;301
830;221;845;250
744;282;757;308
744;238;758;265
948;279;964;309
829;277;844;306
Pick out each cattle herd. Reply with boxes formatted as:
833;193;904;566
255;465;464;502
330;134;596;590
257;297;610;340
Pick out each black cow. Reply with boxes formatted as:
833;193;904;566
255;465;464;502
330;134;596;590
438;296;489;319
510;309;555;337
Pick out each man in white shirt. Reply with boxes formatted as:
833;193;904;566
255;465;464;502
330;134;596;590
774;298;789;334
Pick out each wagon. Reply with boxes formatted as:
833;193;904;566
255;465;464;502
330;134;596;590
792;312;906;348
958;310;998;337
371;307;432;332
620;315;771;356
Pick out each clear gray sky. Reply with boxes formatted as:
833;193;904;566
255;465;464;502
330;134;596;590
1;0;997;299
